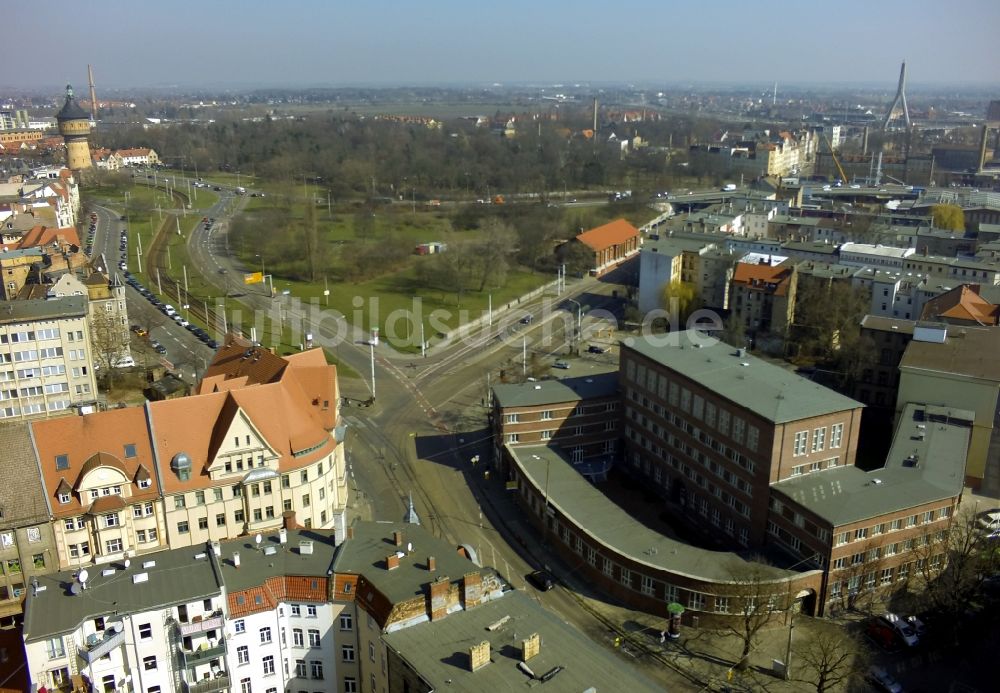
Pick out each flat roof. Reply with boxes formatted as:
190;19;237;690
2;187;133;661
860;315;916;335
215;529;338;594
492;372;618;409
23;543;222;642
331;522;478;604
772;404;972;526
839;242;914;258
900;324;1000;382
0;295;87;325
623;330;862;423
642;235;713;255
510;445;797;583
382;589;661;693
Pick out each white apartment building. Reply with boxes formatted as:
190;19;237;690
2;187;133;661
0;296;98;421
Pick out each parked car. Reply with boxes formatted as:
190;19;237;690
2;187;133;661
905;614;926;638
587;345;607;354
153;344;167;355
865;618;898;650
866;666;903;693
526;570;555;591
880;612;919;647
552;360;570;370
976;509;1000;538
520;315;533;324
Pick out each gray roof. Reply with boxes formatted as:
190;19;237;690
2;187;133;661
510;445;797;583
795;260;857;280
383;589;661;693
0;295;87;325
215;529;338;593
0;423;50;527
623;330;862;423
492;372;618;409
332;522;478;604
900;324;1000;382
781;240;839;255
0;248;44;261
772;404;972;527
860;315;916;335
642;235;713;255
23;543;222;642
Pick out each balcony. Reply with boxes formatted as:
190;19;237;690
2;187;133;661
177;612;224;637
184;674;231;693
180;639;226;667
79;628;126;664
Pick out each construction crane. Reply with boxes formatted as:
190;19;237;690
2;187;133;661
822;132;849;185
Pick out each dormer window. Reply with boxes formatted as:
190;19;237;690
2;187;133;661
138;478;151;489
58;492;71;504
124;444;136;459
55;454;69;470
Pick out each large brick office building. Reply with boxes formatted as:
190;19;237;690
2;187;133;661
493;330;972;618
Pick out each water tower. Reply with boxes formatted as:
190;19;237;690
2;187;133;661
56;84;92;171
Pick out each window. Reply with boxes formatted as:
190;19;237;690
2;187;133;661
175;495;186;510
811;427;825;453
143;655;157;671
342;645;355;662
345;678;358;693
688;591;706;610
45;637;65;659
339;613;353;630
217;513;226;527
308;629;320;646
237;645;250;664
241;678;252;693
198;517;208;530
138;623;152;640
310;660;323;680
293;628;304;647
715;596;730;613
290;603;301;616
55;454;69;470
195;490;206;505
306;605;317;617
301;470;308;483
260;626;272;644
123;443;137;458
369;642;376;661
830;423;843;448
855;527;867;540
105;538;122;554
234;619;245;634
177;521;189;534
138;477;151;489
296;659;307;677
262;655;275;675
793;431;808;456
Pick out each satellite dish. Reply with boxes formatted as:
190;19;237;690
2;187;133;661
123;675;132;683
406;542;413;553
78;569;90;584
124;559;131;569
255;533;262;545
112;622;124;633
70;582;81;595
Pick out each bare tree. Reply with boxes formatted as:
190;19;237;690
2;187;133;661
791;620;867;693
90;311;131;390
720;559;794;670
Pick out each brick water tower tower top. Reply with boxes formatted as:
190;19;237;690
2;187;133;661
56;84;92;171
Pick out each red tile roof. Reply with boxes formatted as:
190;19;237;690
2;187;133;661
575;218;639;252
17;225;80;250
731;262;794;297
921;284;1000;326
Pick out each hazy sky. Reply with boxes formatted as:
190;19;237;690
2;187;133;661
5;0;999;90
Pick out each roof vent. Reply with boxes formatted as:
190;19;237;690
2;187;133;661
299;540;314;555
263;545;278;556
194;552;207;560
871;478;883;485
170;452;192;471
132;572;149;584
142;560;155;569
534;385;541;390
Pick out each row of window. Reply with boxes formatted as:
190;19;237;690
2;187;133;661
0;329;60;344
624;363;762;452
791;424;844;457
828;555;945;596
503;401;618;424
0;364;68;380
833;508;951;546
832;531;947;569
0;399;72;419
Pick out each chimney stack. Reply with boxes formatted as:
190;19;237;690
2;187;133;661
282;511;298;530
393;530;403;547
233;552;240;569
386;554;400;570
279;528;288;544
469;641;491;672
521;633;541;662
463;572;483;608
346;526;355;540
428;576;450;621
427;556;436;572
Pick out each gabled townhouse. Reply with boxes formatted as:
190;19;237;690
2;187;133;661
567;219;640;277
29;341;348;571
113;148;160;168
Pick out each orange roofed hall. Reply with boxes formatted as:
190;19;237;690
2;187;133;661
30;340;348;570
571;218;641;277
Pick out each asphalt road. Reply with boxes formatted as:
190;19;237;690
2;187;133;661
90;192;215;378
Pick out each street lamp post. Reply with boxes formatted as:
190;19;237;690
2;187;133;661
565;298;583;353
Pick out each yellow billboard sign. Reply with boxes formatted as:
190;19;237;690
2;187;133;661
243;271;264;285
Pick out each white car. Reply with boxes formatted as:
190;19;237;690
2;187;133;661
976;509;1000;536
880;612;919;647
